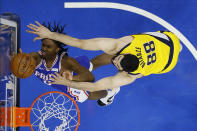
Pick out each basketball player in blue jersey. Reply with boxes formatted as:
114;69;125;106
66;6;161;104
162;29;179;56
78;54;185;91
23;22;117;105
26;21;182;106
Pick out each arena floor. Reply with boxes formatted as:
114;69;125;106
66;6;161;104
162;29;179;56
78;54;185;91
2;0;197;130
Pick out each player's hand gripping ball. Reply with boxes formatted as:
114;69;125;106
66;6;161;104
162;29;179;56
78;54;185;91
10;53;36;78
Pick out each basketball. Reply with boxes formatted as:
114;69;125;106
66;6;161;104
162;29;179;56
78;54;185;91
10;53;36;78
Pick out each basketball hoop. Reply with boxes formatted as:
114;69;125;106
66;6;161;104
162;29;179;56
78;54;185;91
0;91;80;131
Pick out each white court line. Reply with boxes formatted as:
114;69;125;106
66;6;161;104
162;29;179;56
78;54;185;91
64;2;197;61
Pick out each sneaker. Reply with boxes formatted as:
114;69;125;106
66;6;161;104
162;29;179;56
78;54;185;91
97;87;120;106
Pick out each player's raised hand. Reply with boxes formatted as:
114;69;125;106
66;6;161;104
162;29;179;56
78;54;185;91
26;21;52;42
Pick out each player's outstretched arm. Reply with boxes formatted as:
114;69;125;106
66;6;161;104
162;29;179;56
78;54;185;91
26;21;120;54
50;72;141;92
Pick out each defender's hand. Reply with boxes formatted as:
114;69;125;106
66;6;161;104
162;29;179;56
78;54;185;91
26;21;52;41
50;72;71;86
64;70;73;80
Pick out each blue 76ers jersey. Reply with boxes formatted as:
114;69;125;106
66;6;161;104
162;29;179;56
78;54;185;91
34;51;91;102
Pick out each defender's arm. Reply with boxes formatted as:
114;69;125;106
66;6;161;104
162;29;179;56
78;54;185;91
50;72;142;92
26;21;121;54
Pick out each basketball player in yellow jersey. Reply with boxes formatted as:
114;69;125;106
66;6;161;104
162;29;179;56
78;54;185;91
26;21;181;99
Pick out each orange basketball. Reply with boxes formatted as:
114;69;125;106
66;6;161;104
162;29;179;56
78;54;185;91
10;53;36;78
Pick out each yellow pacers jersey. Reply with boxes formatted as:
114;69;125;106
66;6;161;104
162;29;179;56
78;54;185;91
119;31;181;76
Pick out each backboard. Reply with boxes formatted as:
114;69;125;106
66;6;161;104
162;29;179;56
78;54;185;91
0;13;20;131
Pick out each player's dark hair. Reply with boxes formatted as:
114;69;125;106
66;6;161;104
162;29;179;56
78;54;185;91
42;22;68;55
120;54;139;72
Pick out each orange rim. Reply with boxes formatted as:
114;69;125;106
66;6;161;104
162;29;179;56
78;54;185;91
29;91;80;131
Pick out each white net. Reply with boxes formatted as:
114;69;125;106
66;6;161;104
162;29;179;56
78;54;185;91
30;92;79;131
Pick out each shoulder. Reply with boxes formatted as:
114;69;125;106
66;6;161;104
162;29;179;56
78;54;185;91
112;35;134;54
61;55;79;69
62;55;76;63
118;35;134;42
